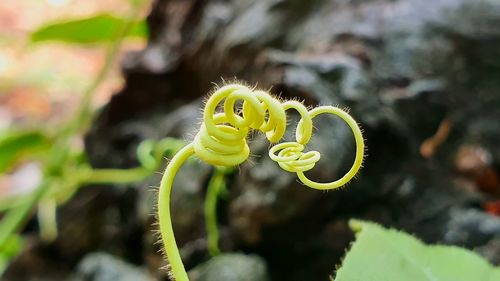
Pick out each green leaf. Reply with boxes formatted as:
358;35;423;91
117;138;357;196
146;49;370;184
334;220;500;281
0;131;50;173
31;14;148;44
0;235;23;276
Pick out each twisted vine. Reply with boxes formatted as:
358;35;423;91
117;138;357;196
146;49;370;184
158;84;365;281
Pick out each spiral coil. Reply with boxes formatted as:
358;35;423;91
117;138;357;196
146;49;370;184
158;83;365;281
192;83;364;190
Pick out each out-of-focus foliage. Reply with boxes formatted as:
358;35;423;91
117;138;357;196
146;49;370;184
0;235;22;276
0;131;50;173
334;220;500;281
31;14;147;44
0;0;151;276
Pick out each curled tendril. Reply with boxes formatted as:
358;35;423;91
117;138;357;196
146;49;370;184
158;84;365;281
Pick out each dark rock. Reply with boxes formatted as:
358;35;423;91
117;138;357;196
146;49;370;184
444;208;500;247
188;253;269;281
72;252;154;281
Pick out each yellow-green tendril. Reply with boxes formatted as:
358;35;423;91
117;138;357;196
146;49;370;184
157;84;365;281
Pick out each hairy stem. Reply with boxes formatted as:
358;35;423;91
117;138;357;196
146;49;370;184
156;84;365;280
158;144;194;281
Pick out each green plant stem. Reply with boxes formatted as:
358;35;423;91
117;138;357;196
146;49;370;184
0;166;153;247
82;167;152;185
0;181;49;248
204;168;227;256
158;144;194;281
38;198;58;241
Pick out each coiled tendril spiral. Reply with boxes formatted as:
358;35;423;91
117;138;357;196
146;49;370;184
158;84;365;281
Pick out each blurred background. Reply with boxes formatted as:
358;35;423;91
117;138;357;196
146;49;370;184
1;0;500;280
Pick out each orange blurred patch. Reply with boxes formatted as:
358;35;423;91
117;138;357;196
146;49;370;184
2;87;52;120
485;201;500;217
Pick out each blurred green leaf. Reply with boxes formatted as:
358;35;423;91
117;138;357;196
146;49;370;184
31;14;148;44
0;235;23;276
334;220;500;281
0;131;50;173
0;235;22;259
